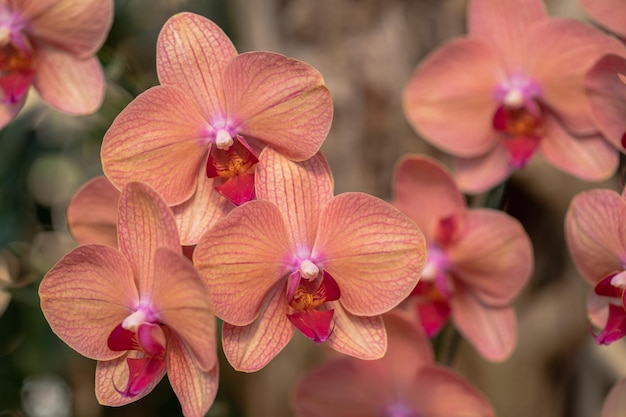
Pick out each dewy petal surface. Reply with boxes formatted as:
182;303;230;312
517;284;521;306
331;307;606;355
448;210;532;306
66;176;120;248
256;148;333;249
101;86;208;206
224;52;333;161
27;0;113;56
221;282;294;372
34;50;105;115
393;154;466;238
157;12;237;118
117;182;180;294
403;37;505;157
39;245;137;361
585;54;626;149
150;247;216;371
194;200;293;326
565;189;626;284
313;192;426;317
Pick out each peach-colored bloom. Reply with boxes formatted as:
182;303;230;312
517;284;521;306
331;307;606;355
101;12;333;207
193;148;426;372
294;312;495;417
0;0;112;127
403;0;624;193
393;155;533;361
565;187;626;344
40;182;218;417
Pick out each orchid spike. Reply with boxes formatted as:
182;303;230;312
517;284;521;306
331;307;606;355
193;148;426;372
40;182;218;417
393;154;533;361
101;12;333;207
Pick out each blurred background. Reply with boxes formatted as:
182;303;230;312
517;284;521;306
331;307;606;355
0;0;624;416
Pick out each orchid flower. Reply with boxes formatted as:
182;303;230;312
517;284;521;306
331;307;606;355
565;187;626;345
193;147;426;372
403;0;625;193
393;155;533;361
101;12;333;207
293;312;495;417
66;174;232;247
0;0;112;128
39;182;218;417
580;0;626;39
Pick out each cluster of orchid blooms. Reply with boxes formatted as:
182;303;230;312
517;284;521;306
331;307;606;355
1;0;625;415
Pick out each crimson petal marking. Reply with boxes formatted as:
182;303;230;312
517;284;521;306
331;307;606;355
107;324;138;352
595;303;626;345
287;309;334;343
117;356;166;398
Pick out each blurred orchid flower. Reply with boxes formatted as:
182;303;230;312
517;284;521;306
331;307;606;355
403;0;625;193
602;378;626;417
565;187;626;345
40;182;218;417
101;12;333;207
393;155;533;361
67;173;232;247
0;0;112;128
193;148;426;372
580;0;626;38
294;312;495;417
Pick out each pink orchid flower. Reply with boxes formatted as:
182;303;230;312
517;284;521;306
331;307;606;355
294;312;495;417
393;155;533;361
39;182;218;417
565;187;626;345
0;0;112;128
67;173;232;247
193;147;426;372
580;0;626;39
403;0;625;193
101;12;333;207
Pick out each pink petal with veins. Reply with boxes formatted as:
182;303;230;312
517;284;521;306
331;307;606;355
403;37;505;157
34;50;104;115
256;148;334;249
39;245;137;361
101;86;208;206
156;12;237;118
224;52;333;161
67;176;119;247
325;302;387;360
314;192;426;317
566;189;626;284
194;200;293;326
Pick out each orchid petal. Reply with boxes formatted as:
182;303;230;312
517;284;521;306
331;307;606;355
28;0;113;56
288;309;334;343
595;303;626;345
257;148;333;249
392;154;466;238
410;366;495;417
539;115;618;182
10;0;57;21
39;245;136;361
450;288;517;362
581;0;626;39
469;0;546;71
117;182;180;295
382;313;434;382
416;299;452;337
325;302;387;360
585;54;626;149
34;51;104;115
601;378;626;417
314;192;426;316
447;209;532;306
194;200;292;326
167;335;219;417
221;283;294;372
454;144;514;194
66;176;119;247
225;52;333;161
101;86;208;206
566;189;626;284
171;167;232;246
526;18;626;135
588;289;610;329
151;247;216;371
157;12;236;118
403;37;505;157
95;351;166;406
